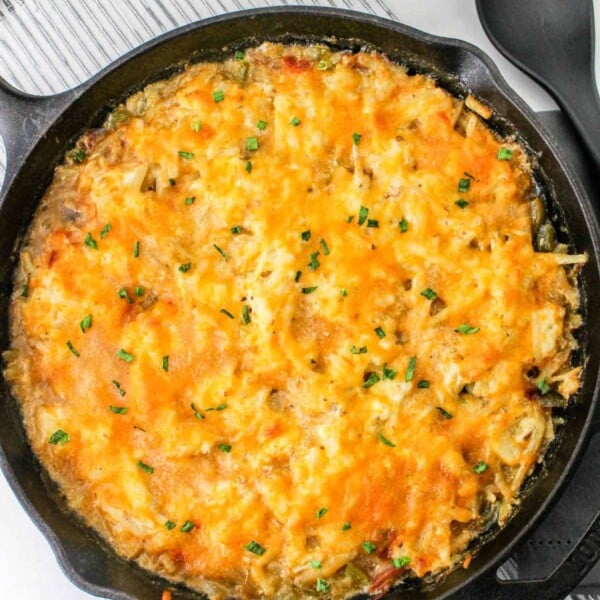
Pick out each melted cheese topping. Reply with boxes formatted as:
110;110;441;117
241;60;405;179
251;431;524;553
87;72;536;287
6;44;581;598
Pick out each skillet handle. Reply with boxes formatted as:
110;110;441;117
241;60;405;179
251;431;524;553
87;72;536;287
0;78;81;201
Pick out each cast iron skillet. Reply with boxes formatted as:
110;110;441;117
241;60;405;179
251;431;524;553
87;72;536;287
0;7;599;600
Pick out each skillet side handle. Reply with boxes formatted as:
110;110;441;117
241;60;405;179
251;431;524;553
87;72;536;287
0;78;80;201
457;508;600;599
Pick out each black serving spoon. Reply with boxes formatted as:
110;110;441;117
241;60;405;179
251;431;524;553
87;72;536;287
476;0;600;166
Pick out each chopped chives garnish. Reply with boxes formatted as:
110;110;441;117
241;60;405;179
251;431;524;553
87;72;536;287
180;520;195;533
308;251;320;271
165;521;176;530
537;377;551;395
379;433;396;447
473;461;488;474
116;348;134;363
80;314;92;333
417;380;430;389
391;556;411;569
352;132;362;145
49;429;70;445
112;380;126;396
316;578;330;593
21;282;29;297
162;355;169;372
301;286;318;294
137;460;154;474
294;270;302;282
134;286;144;296
257;120;267;130
213;89;224;103
220;308;235;319
455;323;480;334
358;205;368;226
185;196;196;205
382;365;397;380
342;522;351;532
100;223;112;239
362;541;377;554
420;288;437;300
215;403;227;411
231;225;242;234
317;59;332;70
178;150;195;159
218;443;232;453
246;136;259;151
464;171;475;179
109;405;128;415
118;287;133;304
316;507;328;519
367;219;379;228
347;215;354;223
497;147;513;160
399;218;408;233
311;560;322;569
169;177;176;186
245;160;252;173
191;402;205;419
178;262;192;272
405;356;416;382
301;230;311;241
213;243;228;260
66;340;80;357
290;116;301;126
458;178;470;192
191;120;202;132
133;241;140;257
84;232;98;250
350;345;367;355
71;149;86;163
340;288;348;296
244;540;266;555
235;50;245;60
436;406;453;420
320;238;330;255
455;198;469;208
242;304;251;324
374;326;386;339
363;372;380;389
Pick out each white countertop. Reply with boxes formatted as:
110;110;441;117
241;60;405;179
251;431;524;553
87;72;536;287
0;1;597;598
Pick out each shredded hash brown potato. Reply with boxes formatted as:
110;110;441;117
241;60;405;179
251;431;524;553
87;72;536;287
5;43;583;598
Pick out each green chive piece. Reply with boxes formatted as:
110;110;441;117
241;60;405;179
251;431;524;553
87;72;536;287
80;314;92;333
320;238;330;256
464;171;475;179
71;149;86;163
362;541;377;554
215;403;227;411
112;380;126;396
358;205;369;226
301;286;318;294
246;160;252;173
350;345;367;355
316;579;330;593
165;521;176;530
137;460;154;474
417;380;430;389
497;147;513;160
367;219;379;228
246;136;259;151
352;132;362;145
192;120;202;132
294;270;302;282
220;308;235;319
455;323;480;335
257;119;267;130
66;340;80;357
244;540;266;555
49;429;70;445
391;556;411;569
134;286;144;297
116;348;134;363
191;402;205;419
242;305;251;324
290;116;301;126
399;218;408;233
342;522;351;532
213;89;225;103
178;262;192;272
21;282;29;297
218;443;232;453
84;232;98;250
235;50;245;60
109;405;128;415
185;196;196;205
340;288;348;297
133;241;140;257
181;520;195;533
374;326;386;339
317;59;332;70
213;243;228;261
436;406;453;420
301;230;311;241
178;150;195;159
100;223;112;239
379;433;396;447
458;178;470;192
420;288;437;301
162;355;169;372
231;225;242;234
169;177;176;186
455;198;469;208
405;356;417;382
308;251;320;271
363;372;380;389
537;377;551;395
311;560;322;569
473;461;488;474
118;287;133;304
382;365;397;380
316;507;328;519
347;215;354;223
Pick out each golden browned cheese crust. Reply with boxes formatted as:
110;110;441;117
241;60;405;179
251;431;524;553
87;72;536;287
5;43;583;598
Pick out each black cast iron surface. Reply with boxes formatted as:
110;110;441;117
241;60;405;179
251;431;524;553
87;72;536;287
0;7;600;600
